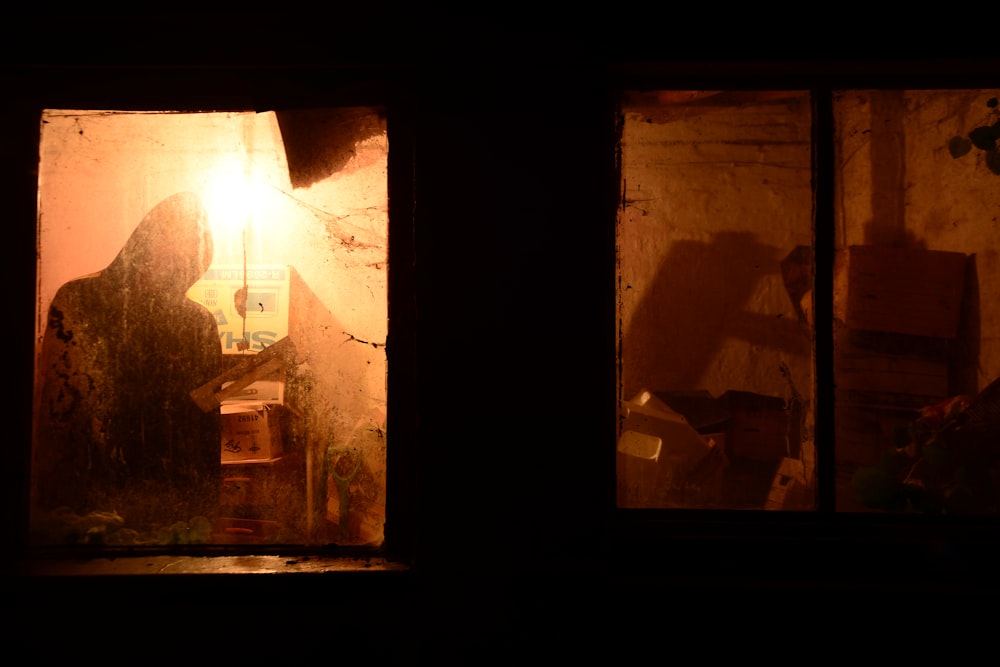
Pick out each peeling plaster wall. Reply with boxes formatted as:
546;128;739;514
618;92;815;406
835;90;1000;389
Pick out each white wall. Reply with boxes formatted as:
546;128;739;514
618;91;815;407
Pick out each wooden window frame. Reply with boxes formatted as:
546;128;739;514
608;62;1000;587
3;65;418;576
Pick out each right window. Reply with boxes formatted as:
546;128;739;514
617;88;1000;514
833;89;1000;514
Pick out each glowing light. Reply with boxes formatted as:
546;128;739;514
202;158;281;265
204;161;253;232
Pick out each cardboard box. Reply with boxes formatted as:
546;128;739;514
220;403;282;462
186;263;291;354
653;389;729;434
723;390;801;462
835;351;949;397
834;326;953;408
844;246;967;339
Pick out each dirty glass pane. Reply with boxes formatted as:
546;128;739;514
31;108;388;546
834;90;1000;514
617;91;816;510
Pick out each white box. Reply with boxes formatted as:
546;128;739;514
617;390;724;508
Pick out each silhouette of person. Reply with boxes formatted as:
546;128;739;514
33;192;223;534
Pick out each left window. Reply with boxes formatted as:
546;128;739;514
616;90;816;511
31;108;389;548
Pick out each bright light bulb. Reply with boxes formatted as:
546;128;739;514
204;164;252;230
202;161;264;263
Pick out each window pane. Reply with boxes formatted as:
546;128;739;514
31;108;388;546
834;89;1000;514
617;91;816;510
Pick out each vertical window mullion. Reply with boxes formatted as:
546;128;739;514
812;88;836;512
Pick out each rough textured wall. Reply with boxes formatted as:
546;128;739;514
835;90;1000;388
618;91;814;405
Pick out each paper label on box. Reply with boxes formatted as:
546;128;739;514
220;403;281;462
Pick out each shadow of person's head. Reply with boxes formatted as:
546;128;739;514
107;191;214;299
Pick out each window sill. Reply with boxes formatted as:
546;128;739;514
15;553;410;577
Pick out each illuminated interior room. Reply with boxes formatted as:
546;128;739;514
6;12;1000;660
830;90;1000;514
617;90;816;511
31;107;388;547
617;88;1000;515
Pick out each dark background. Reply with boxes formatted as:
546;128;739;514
3;10;1000;662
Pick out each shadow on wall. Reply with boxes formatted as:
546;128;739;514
621;230;812;398
286;267;387;545
277;108;387;189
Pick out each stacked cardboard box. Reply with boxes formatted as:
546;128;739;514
843;245;966;339
656;389;801;463
220;403;282;463
188;261;295;541
723;390;801;462
836;245;968;409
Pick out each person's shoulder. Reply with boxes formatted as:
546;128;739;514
50;271;105;305
182;297;221;322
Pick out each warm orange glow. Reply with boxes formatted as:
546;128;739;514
204;164;255;239
617;90;815;510
32;108;390;547
201;158;281;265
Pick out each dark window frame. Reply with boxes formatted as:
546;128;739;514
3;64;418;576
5;56;1000;591
607;61;1000;587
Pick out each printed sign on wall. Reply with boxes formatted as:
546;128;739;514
187;264;291;354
